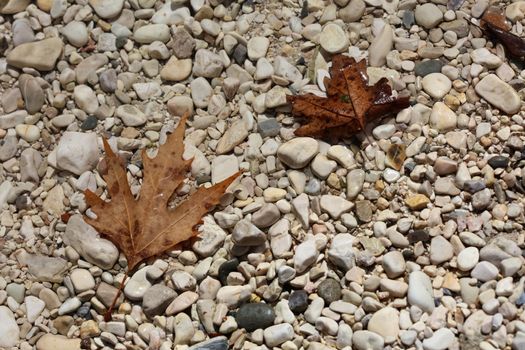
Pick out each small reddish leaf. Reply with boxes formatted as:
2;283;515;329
480;7;525;58
287;55;409;140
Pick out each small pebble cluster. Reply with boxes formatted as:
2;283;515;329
1;0;525;349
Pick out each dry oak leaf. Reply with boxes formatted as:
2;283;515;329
287;55;410;140
84;114;239;271
480;7;525;58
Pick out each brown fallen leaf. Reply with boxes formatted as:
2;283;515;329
480;7;525;58
287;55;410;140
84;114;239;318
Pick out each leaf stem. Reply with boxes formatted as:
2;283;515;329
104;270;129;322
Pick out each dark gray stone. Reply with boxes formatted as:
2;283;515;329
100;69;117;93
414;59;443;77
218;259;239;285
317;279;341;304
232;44;247;65
403;10;415;29
288;290;308;313
488;156;509;169
81;116;98;130
257;118;281;138
463;180;486;194
188;336;228;350
235;303;275;331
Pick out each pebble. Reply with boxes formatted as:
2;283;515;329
368;307;400;343
70;269;95;293
414;60;443;76
429;236;454;265
317;279;342;304
62;21;88;47
12;19;34;47
89;0;123;18
52;132;99;175
0;306;19;348
422;73;451;99
277;137;319;169
320;23;349;54
408;271;434;313
25;296;45;323
36;334;81;350
475;74;521;114
193;49;224;78
247;36;270;60
422;328;455;350
457;247;480;271
115;105;147;126
216;120;249;154
235;303;276;331
430;102;457;132
160;57;192;81
7;38;63;71
415;3;443;29
369;23;393;67
64;215;119;269
289;290;309;313
352;330;385;350
73;85;99;114
134;24;170;44
264;323;294;347
15;124;40;142
142;284;176;317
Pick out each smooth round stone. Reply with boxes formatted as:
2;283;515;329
62;21;88;47
422;328;455;350
422;73;451;99
383;168;400;183
415;3;443;29
12;18;34;46
288;290;309;313
471;261;498;282
369;23;393;67
70;269;95;293
15;124;40;142
142;284;177;317
487;155;509;169
352;330;384;350
407;271;434;313
25;296;45;323
160;56;192;81
73;85;99;114
319;23;349;53
88;0;124;19
0;306;19;348
367;307;400;344
167;95;194;116
506;1;525;21
317;279;342;304
115;105;147;126
247;36;270;60
430;102;457;132
277;137;319;169
134;24;170;44
235;303;276;331
123;267;152;301
81;116;97;130
475;74;521;114
457;247;479;271
7;37;63;72
36;334;81;350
